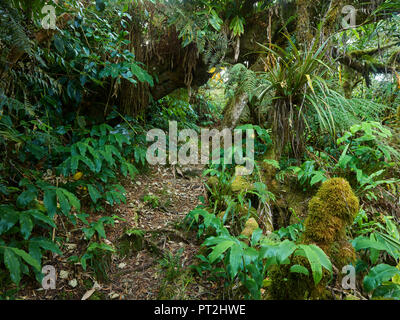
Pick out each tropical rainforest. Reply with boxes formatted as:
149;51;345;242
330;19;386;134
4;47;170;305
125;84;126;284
0;0;400;301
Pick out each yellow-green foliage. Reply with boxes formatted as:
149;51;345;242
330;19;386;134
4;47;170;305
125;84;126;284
392;262;400;284
268;178;359;300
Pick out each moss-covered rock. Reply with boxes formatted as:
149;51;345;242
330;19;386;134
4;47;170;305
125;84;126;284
238;204;273;235
286;190;309;223
305;178;359;226
240;217;259;238
269;178;359;300
235;165;252;176
221;91;249;129
302;178;359;269
231;175;254;193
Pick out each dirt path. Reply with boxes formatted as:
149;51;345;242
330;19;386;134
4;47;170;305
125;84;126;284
101;167;205;299
16;164;220;300
96;164;217;300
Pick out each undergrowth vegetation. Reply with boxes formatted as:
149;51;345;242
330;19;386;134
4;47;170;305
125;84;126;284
1;0;399;301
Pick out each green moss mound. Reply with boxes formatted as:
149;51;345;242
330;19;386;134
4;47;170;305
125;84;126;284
241;217;259;238
231;175;254;193
302;177;359;268
268;178;359;300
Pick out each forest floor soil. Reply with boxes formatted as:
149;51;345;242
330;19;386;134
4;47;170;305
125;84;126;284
17;164;219;300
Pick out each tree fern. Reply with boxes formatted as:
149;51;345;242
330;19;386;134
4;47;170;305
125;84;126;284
306;79;388;134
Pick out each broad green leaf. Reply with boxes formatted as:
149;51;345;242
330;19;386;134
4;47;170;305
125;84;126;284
310;171;326;186
4;248;21;285
372;283;400;299
30;238;62;255
0;205;19;234
352;236;387;251
243;278;260;299
290;264;310;276
61;189;81;212
229;244;243;279
83;227;96;240
29;242;42;266
81;253;91;270
94;221;106;239
56;189;70;215
363;264;400;292
298;244;323;285
251;228;263;246
209;240;235;263
309;244;332;274
19;213;33;240
16;190;36;208
44;189;57;218
87;242;115;252
27;209;56;228
131;63;154;86
10;247;40;271
88;184;102;203
243;247;259;265
276;240;297;264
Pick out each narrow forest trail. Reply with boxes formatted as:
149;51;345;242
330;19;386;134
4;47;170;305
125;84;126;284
19;164;219;300
96;163;217;300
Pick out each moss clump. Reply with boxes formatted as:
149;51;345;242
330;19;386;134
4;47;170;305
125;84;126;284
231;175;254;193
268;254;332;300
241;218;259;238
269;178;359;300
302;177;359;269
268;257;315;300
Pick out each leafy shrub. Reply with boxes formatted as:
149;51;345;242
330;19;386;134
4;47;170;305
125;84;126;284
288;122;400;199
186;208;331;299
352;215;400;299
